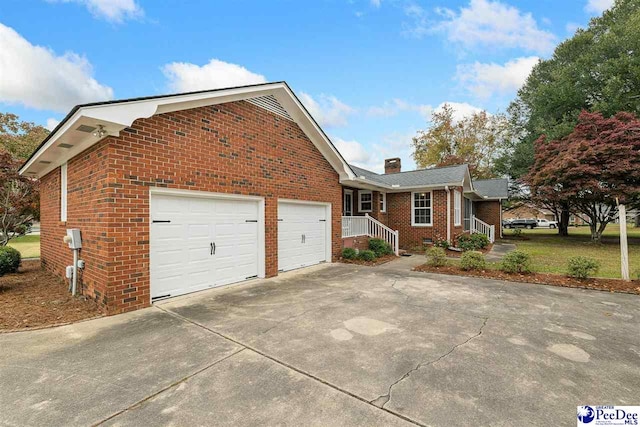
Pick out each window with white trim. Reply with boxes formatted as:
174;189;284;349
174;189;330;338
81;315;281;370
454;190;461;226
359;191;372;212
60;162;68;222
412;192;432;226
379;193;386;213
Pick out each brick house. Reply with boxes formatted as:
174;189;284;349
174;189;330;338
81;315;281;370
20;82;507;315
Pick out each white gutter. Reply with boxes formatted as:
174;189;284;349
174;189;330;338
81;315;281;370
342;178;466;193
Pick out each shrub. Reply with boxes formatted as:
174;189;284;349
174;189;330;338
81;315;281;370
368;238;393;257
460;251;486;271
358;249;376;262
342;247;357;260
567;256;599;279
512;228;523;238
426;247;447;267
457;233;490;251
0;246;21;276
500;251;532;274
433;238;450;249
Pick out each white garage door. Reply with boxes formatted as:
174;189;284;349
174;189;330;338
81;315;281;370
278;201;328;272
150;193;260;301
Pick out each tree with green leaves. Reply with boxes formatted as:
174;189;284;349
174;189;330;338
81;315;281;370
0;113;49;160
495;0;640;233
412;104;511;179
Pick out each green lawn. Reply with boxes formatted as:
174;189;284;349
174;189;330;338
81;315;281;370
7;234;40;258
500;225;640;279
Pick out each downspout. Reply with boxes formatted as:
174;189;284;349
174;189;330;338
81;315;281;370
499;198;503;239
445;186;451;244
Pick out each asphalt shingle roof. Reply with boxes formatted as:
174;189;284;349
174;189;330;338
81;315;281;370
472;179;509;199
350;164;468;187
349;164;508;198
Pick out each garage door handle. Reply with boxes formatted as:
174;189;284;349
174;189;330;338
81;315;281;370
301;234;304;244
213;242;216;255
210;242;216;256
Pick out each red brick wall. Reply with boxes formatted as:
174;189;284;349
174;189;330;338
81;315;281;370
40;100;342;314
342;236;370;252
386;187;464;249
40;141;114;307
474;200;501;230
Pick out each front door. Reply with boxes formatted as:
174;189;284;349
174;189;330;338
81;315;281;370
464;198;473;231
344;190;353;216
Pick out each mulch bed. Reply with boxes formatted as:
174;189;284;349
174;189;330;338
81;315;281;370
413;263;640;295
339;254;397;266
0;260;102;331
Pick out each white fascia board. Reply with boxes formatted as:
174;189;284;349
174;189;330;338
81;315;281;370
464;167;475;192
273;86;355;181
341;178;466;193
463;190;503;201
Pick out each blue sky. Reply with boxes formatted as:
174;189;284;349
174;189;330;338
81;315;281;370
0;0;612;172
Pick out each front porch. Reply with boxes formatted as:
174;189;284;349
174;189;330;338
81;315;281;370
340;213;495;256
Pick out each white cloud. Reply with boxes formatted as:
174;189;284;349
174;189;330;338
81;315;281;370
46;118;61;131
48;0;143;23
299;92;355;128
434;102;484;122
585;0;614;14
0;23;113;112
333;133;416;174
456;56;539;99
565;22;581;34
367;99;433;120
162;59;267;92
435;0;556;54
334;137;372;166
402;4;429;38
371;0;382;7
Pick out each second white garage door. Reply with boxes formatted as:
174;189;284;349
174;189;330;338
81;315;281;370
278;201;329;272
150;192;261;301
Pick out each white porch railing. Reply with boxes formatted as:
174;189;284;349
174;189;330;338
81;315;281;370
471;215;495;243
342;214;399;256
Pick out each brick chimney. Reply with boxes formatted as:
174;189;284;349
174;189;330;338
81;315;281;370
384;157;401;174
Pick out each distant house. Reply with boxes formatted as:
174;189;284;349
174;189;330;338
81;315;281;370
504;203;556;221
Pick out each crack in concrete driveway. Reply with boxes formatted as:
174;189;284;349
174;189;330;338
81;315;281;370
370;317;489;409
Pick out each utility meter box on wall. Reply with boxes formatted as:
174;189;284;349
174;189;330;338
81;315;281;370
66;229;82;249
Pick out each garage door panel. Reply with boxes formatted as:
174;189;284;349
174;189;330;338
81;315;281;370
151;194;261;300
278;202;328;272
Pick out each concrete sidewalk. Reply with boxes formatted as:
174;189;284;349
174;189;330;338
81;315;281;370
1;259;638;426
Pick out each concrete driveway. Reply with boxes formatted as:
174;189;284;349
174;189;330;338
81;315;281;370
1;257;639;426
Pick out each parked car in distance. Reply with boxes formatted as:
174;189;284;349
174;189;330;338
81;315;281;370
502;219;513;227
536;219;558;229
503;219;538;229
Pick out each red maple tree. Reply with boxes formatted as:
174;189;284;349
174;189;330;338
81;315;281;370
0;150;39;245
526;111;640;242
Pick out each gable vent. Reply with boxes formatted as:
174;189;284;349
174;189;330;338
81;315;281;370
76;124;97;133
246;95;293;121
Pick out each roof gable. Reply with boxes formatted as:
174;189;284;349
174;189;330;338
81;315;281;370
20;82;356;181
